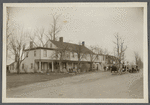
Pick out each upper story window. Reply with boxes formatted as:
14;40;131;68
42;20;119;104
34;50;36;57
22;64;24;69
55;53;58;58
26;52;29;57
66;51;70;58
97;55;99;60
43;50;47;57
72;52;74;58
12;64;14;70
46;43;48;48
84;54;87;59
31;63;33;69
106;56;108;59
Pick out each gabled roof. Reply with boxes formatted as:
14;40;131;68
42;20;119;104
50;40;94;54
24;40;94;54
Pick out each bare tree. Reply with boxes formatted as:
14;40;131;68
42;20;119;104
137;57;143;69
27;31;38;47
6;9;12;40
134;51;143;68
50;43;70;72
134;51;139;65
94;46;103;55
88;46;99;71
28;14;63;48
9;29;27;73
103;48;109;55
6;8;14;62
74;42;88;72
34;28;47;47
113;33;127;67
47;14;62;41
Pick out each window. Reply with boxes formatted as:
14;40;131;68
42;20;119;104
12;64;14;70
97;56;99;60
26;52;28;57
43;50;47;57
66;51;70;58
72;52;74;58
73;63;75;69
22;64;24;69
34;51;36;57
55;53;58;58
84;54;87;59
46;43;48;48
106;56;108;59
31;63;33;69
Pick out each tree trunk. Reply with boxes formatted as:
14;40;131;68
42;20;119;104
77;61;81;73
16;61;20;74
77;62;79;72
90;62;93;71
59;61;61;72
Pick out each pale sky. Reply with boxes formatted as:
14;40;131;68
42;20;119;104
7;7;143;64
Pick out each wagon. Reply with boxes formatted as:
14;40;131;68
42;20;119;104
110;65;118;73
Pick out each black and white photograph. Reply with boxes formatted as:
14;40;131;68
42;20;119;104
2;3;148;103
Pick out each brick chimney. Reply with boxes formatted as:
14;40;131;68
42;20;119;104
30;41;33;49
82;41;85;46
59;37;63;42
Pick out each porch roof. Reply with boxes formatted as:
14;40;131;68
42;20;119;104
35;59;92;63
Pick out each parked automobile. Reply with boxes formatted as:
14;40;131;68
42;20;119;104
128;65;139;73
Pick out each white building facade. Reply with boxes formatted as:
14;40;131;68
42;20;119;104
8;37;107;73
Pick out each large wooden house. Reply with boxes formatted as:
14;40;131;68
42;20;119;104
8;37;107;73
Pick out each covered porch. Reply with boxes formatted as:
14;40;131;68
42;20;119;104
35;59;56;73
34;59;97;73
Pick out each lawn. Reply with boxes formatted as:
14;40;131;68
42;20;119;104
7;73;74;89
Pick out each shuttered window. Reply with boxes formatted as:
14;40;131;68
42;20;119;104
43;50;47;57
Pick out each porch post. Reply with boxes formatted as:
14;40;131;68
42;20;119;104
52;61;54;72
39;61;41;72
59;62;62;72
72;62;73;69
46;62;48;73
66;62;68;71
47;62;49;70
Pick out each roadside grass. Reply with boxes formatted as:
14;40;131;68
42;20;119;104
7;72;74;89
6;69;107;89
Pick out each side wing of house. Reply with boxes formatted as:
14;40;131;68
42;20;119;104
8;62;18;73
20;49;41;73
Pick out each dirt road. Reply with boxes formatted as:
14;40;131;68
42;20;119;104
7;70;143;98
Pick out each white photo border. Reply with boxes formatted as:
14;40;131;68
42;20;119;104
2;2;148;103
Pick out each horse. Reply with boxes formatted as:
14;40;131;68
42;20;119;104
104;66;106;71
